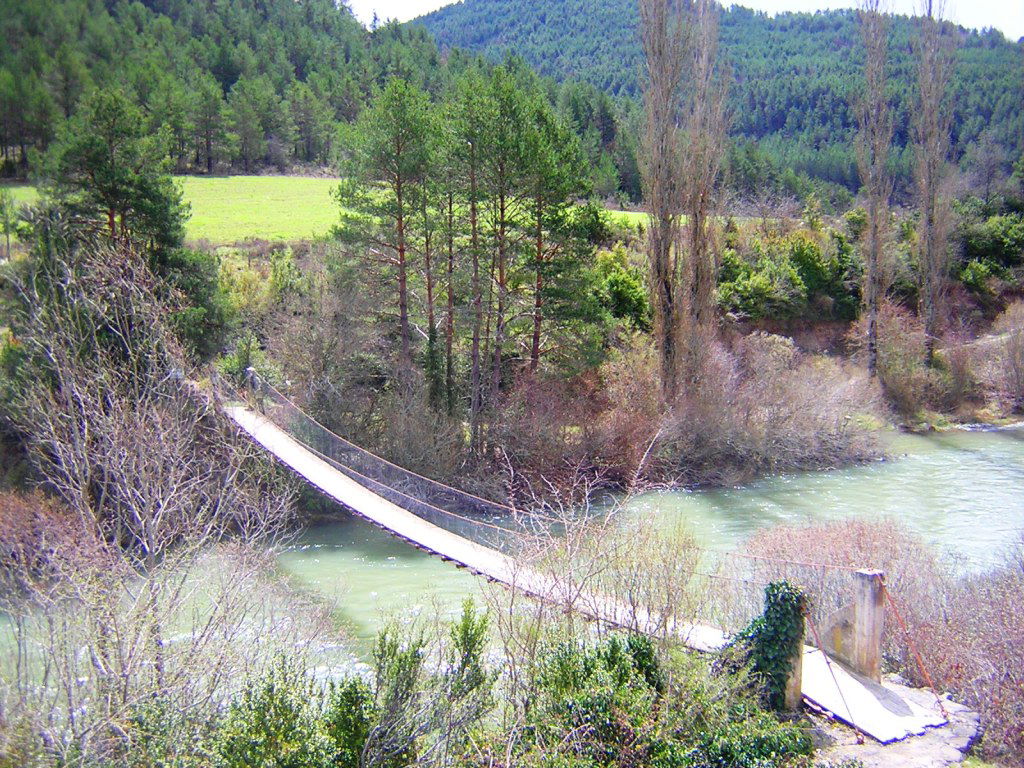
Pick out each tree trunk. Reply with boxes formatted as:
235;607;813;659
490;188;507;403
640;0;686;402
530;194;544;373
914;1;952;368
469;155;484;449
423;195;440;407
445;190;456;415
396;177;411;366
857;0;893;379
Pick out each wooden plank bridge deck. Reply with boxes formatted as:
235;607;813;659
226;403;948;744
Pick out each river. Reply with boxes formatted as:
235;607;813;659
277;426;1024;642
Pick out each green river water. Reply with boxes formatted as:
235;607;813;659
278;426;1024;643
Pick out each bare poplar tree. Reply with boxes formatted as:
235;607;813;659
914;0;954;366
640;0;687;400
680;0;727;375
856;0;894;377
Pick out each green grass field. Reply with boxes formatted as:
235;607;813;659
4;175;647;245
3;176;341;244
178;176;341;243
2;184;38;207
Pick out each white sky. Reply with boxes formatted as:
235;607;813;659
345;0;1024;40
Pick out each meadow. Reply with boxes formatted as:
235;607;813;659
4;176;647;245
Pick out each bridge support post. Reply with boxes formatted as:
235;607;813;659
784;636;803;711
852;569;884;682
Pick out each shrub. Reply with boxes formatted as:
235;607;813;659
718;237;807;320
594;333;663;483
520;634;811;768
323;679;375;768
211;658;332;768
159;247;234;360
851;302;948;416
961;213;1024;267
215;331;282;387
594;243;650;330
657;334;880;485
959;258;997;294
991;300;1024;411
717;231;859;322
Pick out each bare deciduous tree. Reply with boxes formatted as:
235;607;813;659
856;0;894;377
0;219;313;764
913;0;954;366
640;0;687;400
680;0;728;375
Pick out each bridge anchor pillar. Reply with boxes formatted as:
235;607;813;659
852;569;884;682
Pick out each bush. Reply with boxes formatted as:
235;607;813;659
717;231;859;322
850;302;951;416
657;333;880;485
991;300;1024;411
961;213;1024;268
594;333;663;484
518;635;811;768
959;258;997;294
211;659;332;768
323;679;375;768
158;247;234;360
594;243;650;331
718;238;807;320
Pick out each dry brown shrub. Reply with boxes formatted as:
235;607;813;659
990;300;1024;411
490;373;606;499
741;519;945;659
657;333;881;485
0;490;105;594
593;334;664;484
850;301;941;415
930;541;1024;763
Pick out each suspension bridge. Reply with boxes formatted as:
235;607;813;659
220;377;950;745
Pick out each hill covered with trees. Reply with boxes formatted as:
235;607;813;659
0;0;449;176
417;1;1024;193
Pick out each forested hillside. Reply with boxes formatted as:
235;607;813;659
418;1;1024;192
0;0;449;176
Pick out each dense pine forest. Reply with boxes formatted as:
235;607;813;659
0;0;451;175
419;0;1024;195
6;0;1021;204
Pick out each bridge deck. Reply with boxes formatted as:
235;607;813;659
226;404;947;743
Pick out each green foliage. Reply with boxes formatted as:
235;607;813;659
960;258;997;294
519;633;809;768
216;332;281;386
323;679;376;768
446;598;491;699
530;635;663;766
44;87;188;252
595;244;650;330
159;248;234;359
718;232;860;322
718;240;807;320
735;582;807;711
960;213;1024;268
698;714;813;768
211;659;333;768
